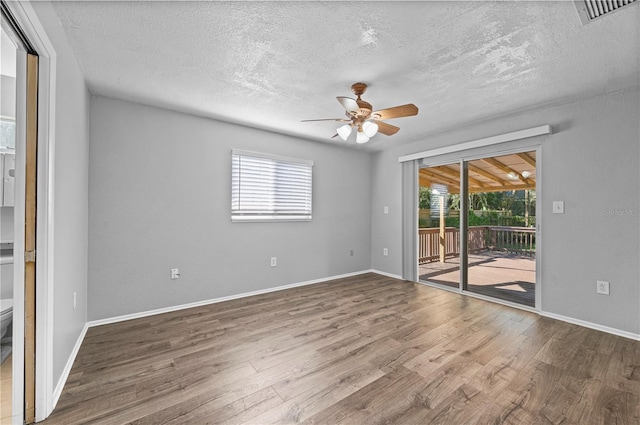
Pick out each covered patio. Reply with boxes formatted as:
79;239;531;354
418;151;536;307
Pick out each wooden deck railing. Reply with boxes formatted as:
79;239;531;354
418;226;535;264
418;227;460;263
486;226;536;255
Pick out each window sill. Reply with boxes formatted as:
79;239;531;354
231;216;312;223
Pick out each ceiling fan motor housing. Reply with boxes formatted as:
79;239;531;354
356;100;372;117
351;83;372;117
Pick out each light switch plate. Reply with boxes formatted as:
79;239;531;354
553;201;564;214
596;280;610;295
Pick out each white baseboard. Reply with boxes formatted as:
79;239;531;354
539;311;640;341
52;323;88;410
87;270;373;328
369;269;403;280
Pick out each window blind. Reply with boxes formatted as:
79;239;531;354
231;150;313;221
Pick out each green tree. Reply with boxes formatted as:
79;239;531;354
419;187;431;209
468;192;489;210
448;194;461;210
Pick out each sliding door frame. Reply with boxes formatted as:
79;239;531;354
2;0;57;421
24;51;38;424
417;142;543;311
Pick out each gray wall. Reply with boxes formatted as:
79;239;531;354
32;1;90;387
0;207;12;242
371;86;640;335
88;96;372;321
1;75;16;118
1;207;13;299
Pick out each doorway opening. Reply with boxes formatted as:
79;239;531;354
418;150;537;308
1;3;40;422
1;19;18;424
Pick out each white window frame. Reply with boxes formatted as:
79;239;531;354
231;150;313;222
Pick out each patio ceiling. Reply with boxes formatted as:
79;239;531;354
419;152;536;194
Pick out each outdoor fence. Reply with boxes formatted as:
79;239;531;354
418;226;535;264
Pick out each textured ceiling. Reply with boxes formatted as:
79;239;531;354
51;1;639;151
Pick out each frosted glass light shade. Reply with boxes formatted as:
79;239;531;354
337;124;352;141
362;121;378;137
356;131;370;144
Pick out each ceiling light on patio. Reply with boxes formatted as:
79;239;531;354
506;172;518;180
521;171;531;178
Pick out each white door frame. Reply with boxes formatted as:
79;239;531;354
3;0;56;421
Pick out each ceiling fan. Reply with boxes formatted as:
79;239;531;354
302;82;419;144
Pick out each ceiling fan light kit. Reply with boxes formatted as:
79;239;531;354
303;82;419;144
362;121;379;137
356;131;370;144
337;124;353;141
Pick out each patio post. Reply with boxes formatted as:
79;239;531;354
439;195;445;263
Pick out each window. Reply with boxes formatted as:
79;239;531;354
231;150;313;221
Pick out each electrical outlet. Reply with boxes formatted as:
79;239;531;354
350;249;354;256
271;257;277;267
171;268;180;280
383;248;388;256
384;206;389;214
596;280;609;295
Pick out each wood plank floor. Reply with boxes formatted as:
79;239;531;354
42;273;639;425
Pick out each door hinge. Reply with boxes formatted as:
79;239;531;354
25;250;36;263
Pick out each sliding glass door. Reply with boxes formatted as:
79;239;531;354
417;162;461;289
418;150;538;309
465;152;536;307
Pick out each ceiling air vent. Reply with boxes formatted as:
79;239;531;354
574;0;637;24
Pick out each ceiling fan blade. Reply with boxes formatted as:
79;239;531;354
376;121;400;136
337;96;360;116
301;118;351;122
372;104;418;120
